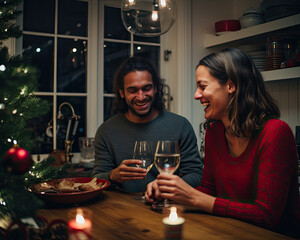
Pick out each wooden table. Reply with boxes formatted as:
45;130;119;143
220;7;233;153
37;190;293;240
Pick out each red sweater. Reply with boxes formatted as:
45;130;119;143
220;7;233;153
196;119;300;237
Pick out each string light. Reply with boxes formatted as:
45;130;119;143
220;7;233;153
20;87;26;95
0;198;6;206
0;65;6;71
12;109;17;114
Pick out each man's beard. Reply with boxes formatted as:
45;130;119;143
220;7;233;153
126;96;155;117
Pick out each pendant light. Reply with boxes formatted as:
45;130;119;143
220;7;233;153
121;0;177;37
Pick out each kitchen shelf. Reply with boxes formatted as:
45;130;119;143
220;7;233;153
204;13;300;48
261;66;300;82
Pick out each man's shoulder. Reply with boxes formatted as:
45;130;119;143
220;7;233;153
102;113;123;124
160;111;189;122
98;113;126;131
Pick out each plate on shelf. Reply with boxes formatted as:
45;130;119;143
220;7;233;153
28;177;110;205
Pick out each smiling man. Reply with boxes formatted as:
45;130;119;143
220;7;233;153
91;56;203;192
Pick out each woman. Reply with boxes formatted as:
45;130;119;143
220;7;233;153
145;48;300;238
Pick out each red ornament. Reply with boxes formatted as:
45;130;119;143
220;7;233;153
3;147;33;174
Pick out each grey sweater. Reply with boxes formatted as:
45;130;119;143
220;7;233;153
91;111;203;192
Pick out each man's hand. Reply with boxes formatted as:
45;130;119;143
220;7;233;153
109;159;147;183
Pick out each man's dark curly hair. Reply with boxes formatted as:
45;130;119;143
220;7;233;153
112;56;166;113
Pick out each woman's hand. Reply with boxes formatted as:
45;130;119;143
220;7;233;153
156;173;196;206
156;173;216;213
145;179;163;203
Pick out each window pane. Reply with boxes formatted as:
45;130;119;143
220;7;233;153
23;0;55;33
134;35;160;44
134;44;160;72
28;96;53;154
57;38;87;93
105;6;130;40
58;0;88;37
23;35;54;92
56;97;86;152
104;41;130;93
104;97;116;121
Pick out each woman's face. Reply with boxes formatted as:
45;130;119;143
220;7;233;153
194;65;235;122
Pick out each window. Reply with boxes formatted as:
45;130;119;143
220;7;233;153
22;0;88;154
20;0;161;155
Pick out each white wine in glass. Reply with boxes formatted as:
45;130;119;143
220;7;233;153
154;140;180;207
133;141;154;202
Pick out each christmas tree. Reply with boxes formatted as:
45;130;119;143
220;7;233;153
0;0;69;231
0;0;50;157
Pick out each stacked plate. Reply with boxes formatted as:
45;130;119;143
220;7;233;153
264;55;285;70
239;44;266;71
248;51;266;71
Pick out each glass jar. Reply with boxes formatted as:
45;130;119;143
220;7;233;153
267;36;283;57
285;40;296;68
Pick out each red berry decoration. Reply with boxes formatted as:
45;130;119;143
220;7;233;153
3;147;33;174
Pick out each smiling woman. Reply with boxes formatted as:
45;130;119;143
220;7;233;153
151;48;300;238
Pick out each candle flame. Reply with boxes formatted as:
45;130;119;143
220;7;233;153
76;214;86;224
169;207;178;221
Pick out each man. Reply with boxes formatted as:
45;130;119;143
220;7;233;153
91;56;203;192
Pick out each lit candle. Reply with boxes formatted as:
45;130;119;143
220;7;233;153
162;206;185;240
68;208;92;240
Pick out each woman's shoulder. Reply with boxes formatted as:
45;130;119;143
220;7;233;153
159;111;192;126
259;118;294;139
263;118;291;132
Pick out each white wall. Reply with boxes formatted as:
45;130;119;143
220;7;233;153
266;79;300;135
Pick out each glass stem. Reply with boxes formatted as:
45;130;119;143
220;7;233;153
142;176;146;196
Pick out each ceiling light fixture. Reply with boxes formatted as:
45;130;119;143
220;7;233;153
121;0;177;37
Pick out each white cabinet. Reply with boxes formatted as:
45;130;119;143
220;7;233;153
204;13;300;82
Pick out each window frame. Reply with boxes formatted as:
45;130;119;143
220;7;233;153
14;0;165;154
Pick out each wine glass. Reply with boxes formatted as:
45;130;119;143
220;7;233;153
133;141;154;202
154;140;180;207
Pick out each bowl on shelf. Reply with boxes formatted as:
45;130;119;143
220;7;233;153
239;15;264;28
215;20;241;33
243;6;264;16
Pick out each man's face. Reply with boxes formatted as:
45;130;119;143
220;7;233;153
119;70;157;121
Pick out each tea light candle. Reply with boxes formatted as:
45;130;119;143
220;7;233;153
68;208;92;240
162;206;185;240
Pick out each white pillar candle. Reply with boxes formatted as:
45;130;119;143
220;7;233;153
162;207;185;240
